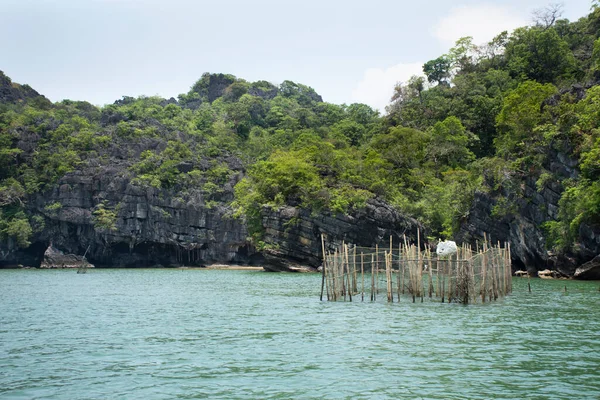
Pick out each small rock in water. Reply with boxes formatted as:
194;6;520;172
538;269;558;279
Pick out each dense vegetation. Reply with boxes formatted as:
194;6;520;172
1;4;599;257
385;3;600;252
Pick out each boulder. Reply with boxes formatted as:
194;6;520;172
40;244;94;269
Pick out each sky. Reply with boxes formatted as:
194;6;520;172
0;0;595;112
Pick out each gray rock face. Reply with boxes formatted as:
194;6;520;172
458;149;600;275
262;249;316;272
0;240;47;268
27;163;251;268
574;255;600;280
248;86;278;100
261;199;424;268
458;190;547;274
0;71;45;104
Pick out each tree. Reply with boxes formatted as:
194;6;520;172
448;36;477;74
592;38;600;73
345;103;379;125
92;202;117;232
241;150;326;209
504;26;576;83
423;56;451;85
532;3;564;29
495;80;557;156
0;178;25;206
426;116;475;170
0;211;32;248
370;127;431;171
279;81;322;105
330;119;366;146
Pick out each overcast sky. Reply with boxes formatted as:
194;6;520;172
1;0;594;111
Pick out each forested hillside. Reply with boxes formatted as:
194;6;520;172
385;4;600;272
1;5;599;273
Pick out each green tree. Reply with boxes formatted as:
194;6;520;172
423;56;451;85
0;210;32;248
426;116;475;171
92;202;118;232
495;81;557;156
504;26;576;83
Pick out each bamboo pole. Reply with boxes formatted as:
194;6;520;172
451;254;456;303
498;242;504;297
436;256;440;299
388;252;393;302
505;242;511;295
427;248;433;298
469;245;476;304
417;229;422;299
330;251;335;301
481;240;487;303
503;244;508;297
441;258;446;303
326;252;332;301
375;244;379;296
371;253;375;301
331;249;336;301
389;235;393;299
320;234;327;301
397;244;401;301
447;255;453;303
361;252;365;302
384;251;390;302
411;245;416;303
353;246;357;294
508;242;512;293
345;244;352;302
490;247;498;301
337;248;341;300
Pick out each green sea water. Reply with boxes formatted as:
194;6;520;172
1;269;599;399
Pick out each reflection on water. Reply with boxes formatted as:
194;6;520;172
1;269;599;399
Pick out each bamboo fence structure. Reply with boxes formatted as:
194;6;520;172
320;234;512;304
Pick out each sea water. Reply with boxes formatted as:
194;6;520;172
1;269;599;399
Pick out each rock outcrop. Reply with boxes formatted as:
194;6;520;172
261;199;424;269
26;162;251;268
40;244;94;269
458;148;600;275
574;255;600;280
262;249;316;272
0;71;46;104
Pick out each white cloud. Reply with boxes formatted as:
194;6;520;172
433;4;527;47
351;62;424;112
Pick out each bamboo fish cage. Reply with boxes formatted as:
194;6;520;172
319;233;512;304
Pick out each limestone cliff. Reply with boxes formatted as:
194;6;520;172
1;162;422;269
